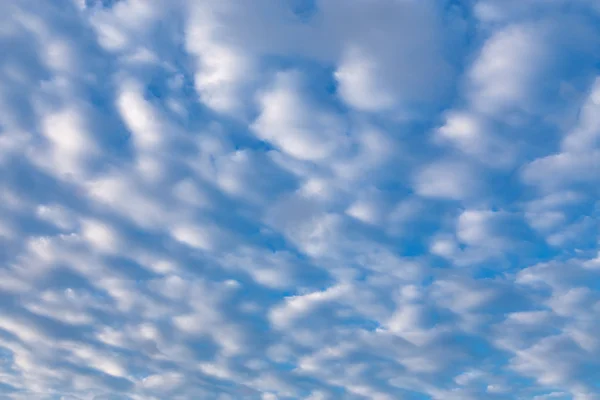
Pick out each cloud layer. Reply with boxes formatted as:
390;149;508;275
1;0;600;399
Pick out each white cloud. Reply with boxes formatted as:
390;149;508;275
329;0;456;114
116;80;164;151
522;150;600;190
413;160;481;200
1;0;599;399
170;223;229;253
334;47;396;112
468;23;548;115
183;1;257;117
37;106;98;178
435;111;515;167
253;71;347;162
562;77;600;152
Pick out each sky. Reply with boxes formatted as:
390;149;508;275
0;0;600;399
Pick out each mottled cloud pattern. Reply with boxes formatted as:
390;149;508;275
1;0;600;399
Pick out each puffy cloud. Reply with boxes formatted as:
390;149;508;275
1;0;599;399
253;71;348;162
413;160;482;201
329;0;458;114
468;23;548;115
434;111;516;168
184;1;257;116
561;78;600;152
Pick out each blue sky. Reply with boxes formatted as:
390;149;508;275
1;0;600;399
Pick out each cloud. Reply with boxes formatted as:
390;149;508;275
1;0;599;399
413;160;482;201
329;0;458;115
252;71;348;162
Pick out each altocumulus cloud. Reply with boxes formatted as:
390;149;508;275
1;0;600;399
